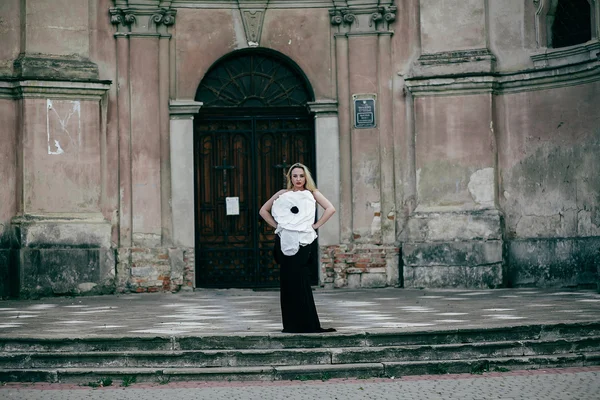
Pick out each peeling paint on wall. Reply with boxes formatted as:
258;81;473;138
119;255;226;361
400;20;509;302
47;99;81;155
468;167;495;206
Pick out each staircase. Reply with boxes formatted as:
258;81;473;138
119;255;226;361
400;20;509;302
1;322;599;384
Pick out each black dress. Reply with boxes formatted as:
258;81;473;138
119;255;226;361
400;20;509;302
275;235;335;333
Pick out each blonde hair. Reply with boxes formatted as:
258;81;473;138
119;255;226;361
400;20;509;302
286;163;317;192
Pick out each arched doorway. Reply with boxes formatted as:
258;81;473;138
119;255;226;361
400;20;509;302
194;49;316;288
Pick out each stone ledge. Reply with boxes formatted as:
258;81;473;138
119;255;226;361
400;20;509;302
15;248;116;299
410;48;496;78
403;264;503;289
403;241;502;267
406;209;502;242
11;214;111;249
405;56;600;96
507;237;600;289
531;40;600;68
13;54;99;81
0;79;111;100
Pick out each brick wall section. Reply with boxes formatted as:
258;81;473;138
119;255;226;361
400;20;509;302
321;244;400;288
116;247;195;293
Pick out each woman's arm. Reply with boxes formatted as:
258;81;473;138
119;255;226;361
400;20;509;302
259;189;288;229
312;190;336;230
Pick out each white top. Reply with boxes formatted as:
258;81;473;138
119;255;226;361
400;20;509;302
272;190;318;256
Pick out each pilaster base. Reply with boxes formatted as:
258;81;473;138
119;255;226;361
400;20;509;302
403;209;504;288
116;247;195;293
10;214;115;298
321;244;400;289
506;237;600;288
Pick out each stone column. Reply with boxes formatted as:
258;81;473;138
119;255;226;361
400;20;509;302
169;100;202;249
158;12;175;246
403;0;503;288
327;3;401;289
110;4;180;292
10;81;112;298
308;100;341;247
3;0;114;298
169;100;202;290
377;31;396;246
333;29;352;244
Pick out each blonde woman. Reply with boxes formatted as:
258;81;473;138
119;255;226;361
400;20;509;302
259;163;336;333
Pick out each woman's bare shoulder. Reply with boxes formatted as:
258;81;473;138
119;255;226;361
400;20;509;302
274;189;289;198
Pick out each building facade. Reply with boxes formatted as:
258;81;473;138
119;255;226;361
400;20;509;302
0;0;599;298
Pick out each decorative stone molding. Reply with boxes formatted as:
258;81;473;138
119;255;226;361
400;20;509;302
152;8;177;26
109;6;177;34
241;10;265;46
13;53;100;81
405;55;600;96
373;5;396;24
109;7;136;27
329;8;356;26
531;39;600;68
329;9;343;26
409;48;496;78
0;80;111;100
307;99;338;115
330;2;396;33
236;1;268;46
169;99;203;118
534;0;599;48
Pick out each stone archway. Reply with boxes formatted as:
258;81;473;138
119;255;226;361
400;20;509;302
193;49;317;288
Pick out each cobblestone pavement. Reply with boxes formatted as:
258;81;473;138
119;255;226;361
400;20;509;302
0;288;599;337
1;367;599;399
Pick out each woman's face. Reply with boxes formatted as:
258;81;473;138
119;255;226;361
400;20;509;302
290;167;306;190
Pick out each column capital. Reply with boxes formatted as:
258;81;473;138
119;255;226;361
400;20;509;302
307;100;338;116
169;100;203;119
109;6;177;35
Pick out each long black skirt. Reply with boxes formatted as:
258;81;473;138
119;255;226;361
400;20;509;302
274;236;334;333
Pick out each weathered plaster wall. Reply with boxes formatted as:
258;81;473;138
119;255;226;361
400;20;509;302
393;0;420;243
419;0;486;54
130;37;162;246
0;0;21;76
91;0;120;245
497;81;600;287
487;0;535;71
262;8;333;100
176;9;240;99
349;35;381;243
175;7;333;100
0;99;17;298
23;98;102;213
414;94;496;210
22;0;90;57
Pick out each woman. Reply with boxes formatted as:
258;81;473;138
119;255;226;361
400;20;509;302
259;163;336;333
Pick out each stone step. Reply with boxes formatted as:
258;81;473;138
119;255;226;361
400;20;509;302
2;322;599;353
1;337;599;370
1;353;599;384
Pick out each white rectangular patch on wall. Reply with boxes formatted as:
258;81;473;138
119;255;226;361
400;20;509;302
47;99;81;155
226;197;240;215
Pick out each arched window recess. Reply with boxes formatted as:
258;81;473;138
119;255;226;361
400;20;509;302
534;0;598;48
532;0;599;67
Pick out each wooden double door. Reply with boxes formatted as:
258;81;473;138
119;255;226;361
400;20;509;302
194;112;316;288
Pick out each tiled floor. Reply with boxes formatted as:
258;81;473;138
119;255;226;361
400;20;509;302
0;288;599;337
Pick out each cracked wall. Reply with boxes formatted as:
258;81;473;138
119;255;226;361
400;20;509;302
497;82;600;287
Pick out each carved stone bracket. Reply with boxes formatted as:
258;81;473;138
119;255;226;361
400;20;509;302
152;8;177;27
109;7;136;27
371;6;396;27
109;6;176;32
329;8;356;26
241;9;265;46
